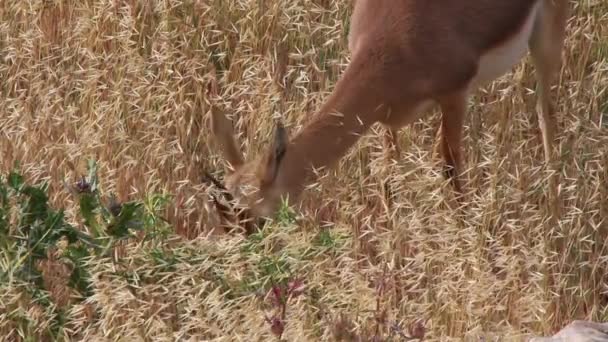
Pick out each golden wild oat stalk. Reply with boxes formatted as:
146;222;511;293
0;0;607;341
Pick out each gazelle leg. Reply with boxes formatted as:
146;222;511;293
438;91;468;195
529;0;569;222
529;0;569;163
379;126;400;213
382;127;400;160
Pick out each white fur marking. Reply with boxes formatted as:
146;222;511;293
473;2;541;86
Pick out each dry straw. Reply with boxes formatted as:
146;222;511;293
0;0;607;340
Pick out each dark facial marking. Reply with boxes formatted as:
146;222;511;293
202;170;263;235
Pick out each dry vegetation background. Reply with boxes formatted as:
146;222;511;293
1;0;608;341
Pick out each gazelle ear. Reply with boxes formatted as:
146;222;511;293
210;106;244;168
261;122;288;186
208;82;244;169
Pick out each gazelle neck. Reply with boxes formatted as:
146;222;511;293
272;58;392;203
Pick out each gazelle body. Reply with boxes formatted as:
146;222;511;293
210;0;570;222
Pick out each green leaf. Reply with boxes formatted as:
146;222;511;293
0;177;9;236
64;244;93;297
79;193;100;233
106;201;144;238
8;170;24;191
276;197;297;225
18;185;50;229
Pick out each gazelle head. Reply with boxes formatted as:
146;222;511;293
207;103;289;224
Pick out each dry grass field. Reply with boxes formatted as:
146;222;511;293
1;0;607;341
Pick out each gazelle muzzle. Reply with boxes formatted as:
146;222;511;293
202;171;265;234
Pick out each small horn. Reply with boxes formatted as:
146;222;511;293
202;170;237;211
202;170;227;191
202;171;236;202
208;192;232;218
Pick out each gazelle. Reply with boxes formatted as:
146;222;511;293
208;0;570;224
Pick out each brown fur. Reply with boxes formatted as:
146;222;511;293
211;0;570;221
